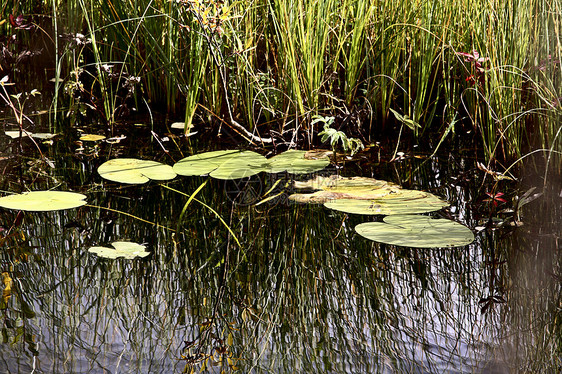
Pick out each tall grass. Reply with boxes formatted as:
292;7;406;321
8;0;560;164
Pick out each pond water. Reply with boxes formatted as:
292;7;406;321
0;122;561;373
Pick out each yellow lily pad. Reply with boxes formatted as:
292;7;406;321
289;175;449;214
5;130;57;140
289;175;401;203
80;134;106;141
0;191;87;211
88;241;150;259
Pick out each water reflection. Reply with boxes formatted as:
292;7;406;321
0;144;561;373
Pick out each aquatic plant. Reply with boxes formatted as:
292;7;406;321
0;191;87;211
97;158;177;184
288;175;471;247
289;175;448;214
173;149;331;179
316;115;364;157
88;241;150;259
173;150;268;180
266;150;330;174
355;215;475;248
79;134;105;142
324;195;449;216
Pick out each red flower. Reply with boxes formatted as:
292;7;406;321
9;15;33;30
484;192;507;207
457;50;489;85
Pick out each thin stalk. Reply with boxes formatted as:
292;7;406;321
78;0;113;125
161;184;241;248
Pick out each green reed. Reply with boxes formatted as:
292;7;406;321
11;0;559;164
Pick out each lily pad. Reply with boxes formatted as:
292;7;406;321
289;175;402;204
5;130;56;140
293;175;397;191
288;175;448;214
355;215;474;248
171;122;194;130
0;191;87;211
266;150;330;174
324;193;448;215
88;241;150;259
80;134;106;141
98;158;177;184
173;150;268;180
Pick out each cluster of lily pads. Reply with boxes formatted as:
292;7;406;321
97;149;330;183
289;175;474;248
0;149;474;257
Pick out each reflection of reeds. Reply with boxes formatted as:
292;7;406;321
499;185;562;372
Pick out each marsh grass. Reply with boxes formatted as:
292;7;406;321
9;0;560;164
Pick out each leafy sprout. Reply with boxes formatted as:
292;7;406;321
389;108;421;131
314;115;364;156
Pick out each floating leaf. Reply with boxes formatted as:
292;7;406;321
173;150;268;180
98;158;176;184
88;241;150;259
355;215;474;248
324;193;448;215
293;175;396;191
80;134;106;141
266;150;330;174
210;152;269;179
289;175;448;213
0;191;87;211
174;150;238;176
290;190;396;204
105;135;126;144
171;122;194;130
290;175;401;203
30;133;57;140
5;130;56;140
5;130;28;139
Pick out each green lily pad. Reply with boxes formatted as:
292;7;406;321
355;215;474;248
289;175;402;204
266;150;330;174
324;192;448;215
173;150;268;180
0;191;87;211
98;158;177;184
88;241;150;259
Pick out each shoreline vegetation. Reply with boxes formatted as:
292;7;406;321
1;0;561;171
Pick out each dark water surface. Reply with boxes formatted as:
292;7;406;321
0;123;561;373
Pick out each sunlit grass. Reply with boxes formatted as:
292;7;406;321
29;0;560;164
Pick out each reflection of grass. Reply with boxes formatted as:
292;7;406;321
1;156;561;372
